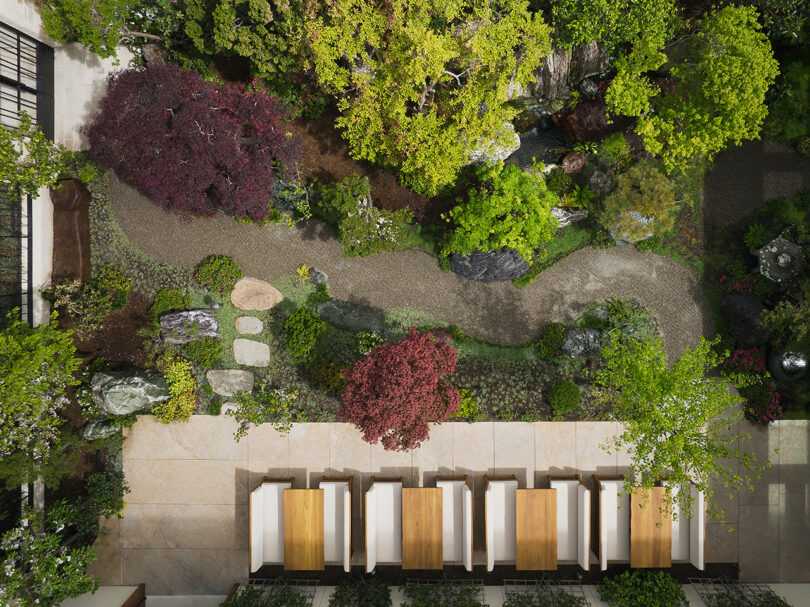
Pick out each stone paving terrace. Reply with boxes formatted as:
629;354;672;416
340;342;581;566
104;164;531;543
90;417;810;595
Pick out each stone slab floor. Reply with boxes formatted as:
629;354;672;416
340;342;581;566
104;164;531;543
90;417;809;595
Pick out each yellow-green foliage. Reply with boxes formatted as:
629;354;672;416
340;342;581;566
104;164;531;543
306;0;551;195
153;359;197;423
599;162;676;243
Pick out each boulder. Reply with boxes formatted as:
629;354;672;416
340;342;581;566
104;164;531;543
553;98;632;143
551;207;589;228
449;248;529;282
160;309;219;345
506;124;567;169
206;369;255;396
579;77;599;100
721;294;769;348
465;123;521;166
513;109;542;134
316;300;388;334
82;419;122;441
91;369;169;416
561;327;602;357
235;316;263;335
221;402;240;416
588;170;613;195
142;43;168;65
230;277;283;311
233;339;270;367
309;268;328;286
529;42;609;103
562;152;586;174
768;351;808;382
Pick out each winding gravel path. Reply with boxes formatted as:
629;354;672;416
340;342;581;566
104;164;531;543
109;173;712;360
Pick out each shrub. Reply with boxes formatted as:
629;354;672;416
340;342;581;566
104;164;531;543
182;337;224;368
329;577;392;607
341;328;461;451
356;330;386;356
548;380;581;419
153;359;197;423
705;588;792;607
94;264;131;310
545;166;573;196
148;288;191;326
536;323;567;359
308;356;346;394
503;590;588;607
599;161;677;243
451;389;488;422
597;570;686;607
634;234;662;253
442;162;559;262
284;308;328;364
401;583;486;607
247;76;330;121
314;175;370;226
601;132;631;167
227;384;300;441
86;64;302;221
194;255;243;293
67;466;130;544
743;223;770;251
226;584;312;607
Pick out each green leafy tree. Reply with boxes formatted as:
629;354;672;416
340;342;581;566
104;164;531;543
0;507;98;607
594;335;767;522
184;0;306;74
0;113;69;198
598;161;677;243
636;6;779;173
442;162;558;260
305;0;551;195
0;311;81;460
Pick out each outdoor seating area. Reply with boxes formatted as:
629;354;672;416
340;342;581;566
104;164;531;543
249;470;705;574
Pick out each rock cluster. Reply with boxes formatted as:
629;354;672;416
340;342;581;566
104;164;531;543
449;248;529;282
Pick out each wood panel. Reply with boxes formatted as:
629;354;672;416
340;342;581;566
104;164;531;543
516;489;557;570
401;488;443;570
630;487;672;568
284;489;324;570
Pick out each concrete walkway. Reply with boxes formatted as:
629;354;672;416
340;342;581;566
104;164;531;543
90;417;809;595
108;174;712;361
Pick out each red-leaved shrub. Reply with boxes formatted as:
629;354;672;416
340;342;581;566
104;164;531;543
86;64;302;220
340;327;461;451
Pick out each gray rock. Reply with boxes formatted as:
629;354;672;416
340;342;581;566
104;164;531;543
561;328;602;357
768;351;808;382
465;123;521;166
588;170;613;195
272;179;312;212
506;124;567;169
579;77;599;99
235;316;263;335
91;369;169;416
551;207;589;228
221;402;240;416
309;268;328;286
82;419;122;441
233;339;270;367
530;42;609;103
448;248;529;282
231;277;283;311
160;310;218;345
206;369;255;396
721;294;769;348
316;299;388;334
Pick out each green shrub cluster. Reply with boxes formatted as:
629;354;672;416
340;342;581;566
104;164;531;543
284;308;328;363
765;59;810;153
228;384;301;441
451;388;488;422
225;583;312;607
93;264;131;310
548;380;581;420
194;255;243;293
356;330;386;356
182;337;223;368
401;583;486;607
704;588;792;607
601;132;632;169
328;578;392;607
503;589;588;607
536;323;567;359
148;288;191;325
598;570;686;607
307;355;346;394
66;465;130;544
545;166;573;197
153;359;197;423
634;235;662;253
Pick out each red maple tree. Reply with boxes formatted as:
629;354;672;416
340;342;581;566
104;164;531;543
340;327;461;451
86;64;302;220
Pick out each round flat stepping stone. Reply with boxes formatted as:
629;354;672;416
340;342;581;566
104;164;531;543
230;277;283;311
235;316;263;335
206;369;254;397
233;338;270;367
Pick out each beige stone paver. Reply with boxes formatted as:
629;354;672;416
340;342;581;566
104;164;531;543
101;417;809;594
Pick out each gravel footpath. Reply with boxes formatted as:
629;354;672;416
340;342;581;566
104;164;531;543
109;173;712;361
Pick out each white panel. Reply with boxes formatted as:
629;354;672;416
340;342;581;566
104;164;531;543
485;485;495;571
599;486;607;570
343;487;352;572
372;482;402;564
600;480;629;562
265;483;289;564
577;485;590;571
485;479;517;568
463;486;473;572
321;481;348;564
551;480;578;561
250;489;263;573
437;480;463;562
365;486;376;572
690;485;705;570
665;482;690;562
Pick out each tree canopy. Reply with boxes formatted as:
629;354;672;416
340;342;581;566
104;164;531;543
305;0;551;195
594;336;767;522
0;113;69;198
0;311;81;461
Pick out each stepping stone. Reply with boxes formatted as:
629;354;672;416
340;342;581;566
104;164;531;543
235;316;263;335
230;277;283;311
233;338;270;367
221;402;239;416
206;369;254;397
